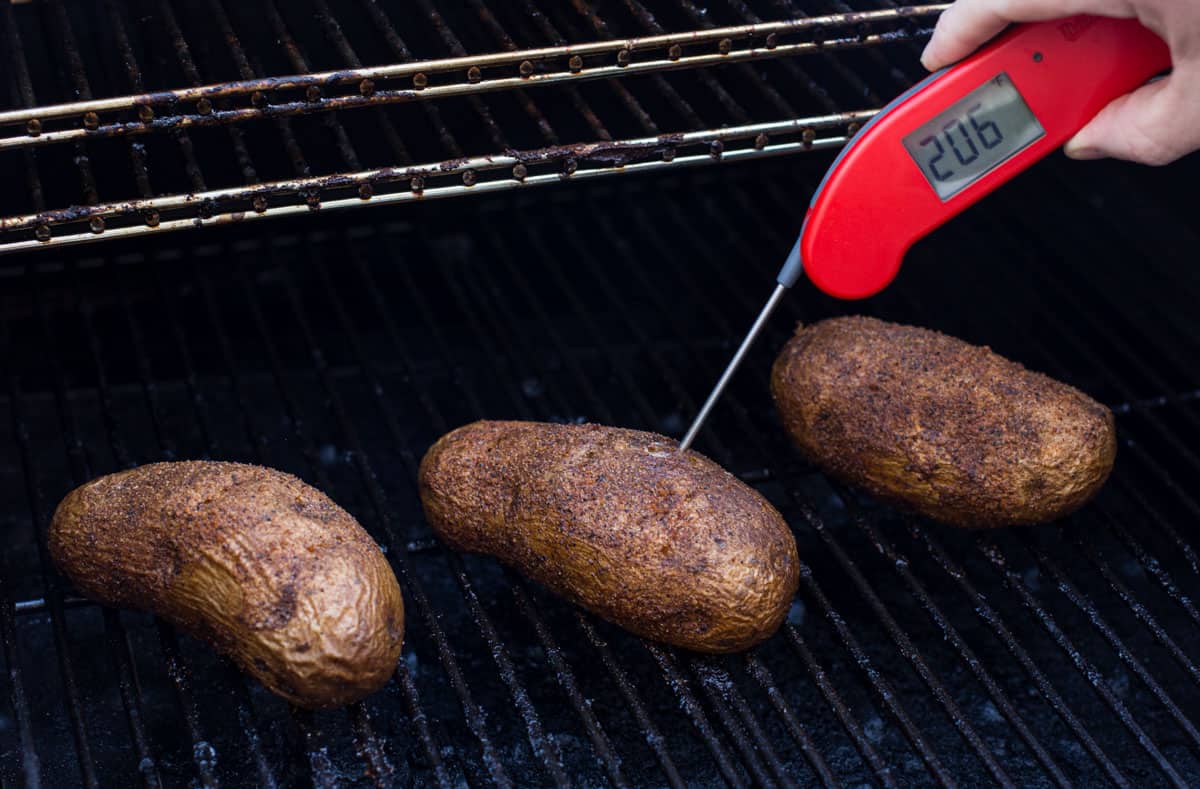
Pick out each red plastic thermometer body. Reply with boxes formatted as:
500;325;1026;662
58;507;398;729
791;16;1169;300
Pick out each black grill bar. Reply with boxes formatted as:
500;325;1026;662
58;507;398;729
913;526;1132;786
800;509;1016;787
0;502;39;787
847;507;1072;787
34;270;163;789
4;344;99;789
977;539;1186;787
1020;535;1200;752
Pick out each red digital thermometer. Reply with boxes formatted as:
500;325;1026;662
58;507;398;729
792;15;1170;299
678;15;1169;451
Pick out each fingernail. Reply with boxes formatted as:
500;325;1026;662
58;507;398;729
919;43;934;70
1064;143;1102;160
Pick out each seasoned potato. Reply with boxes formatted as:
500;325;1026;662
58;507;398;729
50;461;404;709
418;420;798;653
771;316;1116;527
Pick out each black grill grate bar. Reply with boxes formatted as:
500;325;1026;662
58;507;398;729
0;483;41;787
344;235;612;785
878;216;1200;782
471;0;611;141
973;201;1200;513
307;0;415;164
260;0;365;172
844;503;1072;787
1079;537;1200;689
598;193;1030;783
760;0;885;108
352;0;465;159
107;257;288;785
5;299;100;789
519;0;661;135
743;654;841;789
171;256;400;789
509;583;631;788
683;183;1135;783
443;559;572;787
800;508;1018;787
1018;534;1200;752
620;0;752;124
913;526;1132;786
566;0;707;129
36;269;164;789
976;538;1187;787
691;660;801;788
938;212;1200;625
1107;518;1200;629
0;5;938;144
215;255;502;786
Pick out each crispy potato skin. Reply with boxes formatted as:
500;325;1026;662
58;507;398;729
418;421;798;653
49;461;404;709
771;317;1116;528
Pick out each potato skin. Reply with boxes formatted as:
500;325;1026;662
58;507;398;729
418;421;798;653
49;461;404;709
771;317;1116;528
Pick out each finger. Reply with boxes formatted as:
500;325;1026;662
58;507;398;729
921;0;1137;70
1064;72;1200;165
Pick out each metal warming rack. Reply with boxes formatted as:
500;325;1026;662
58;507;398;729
0;0;944;253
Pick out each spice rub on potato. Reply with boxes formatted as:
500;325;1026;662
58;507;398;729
771;316;1117;528
50;461;404;709
418;421;799;653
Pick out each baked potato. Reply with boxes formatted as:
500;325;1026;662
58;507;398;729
418;421;798;653
771;316;1116;527
49;461;405;709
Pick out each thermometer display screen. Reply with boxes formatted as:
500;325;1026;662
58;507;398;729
902;72;1045;201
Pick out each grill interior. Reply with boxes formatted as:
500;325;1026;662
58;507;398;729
3;1;1200;787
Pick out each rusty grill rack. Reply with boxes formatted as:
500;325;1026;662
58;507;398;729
0;0;944;254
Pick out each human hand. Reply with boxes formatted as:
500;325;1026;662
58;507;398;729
920;0;1200;165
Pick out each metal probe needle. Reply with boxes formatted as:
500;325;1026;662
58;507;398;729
678;282;788;452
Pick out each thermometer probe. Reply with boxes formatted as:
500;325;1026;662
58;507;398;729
678;15;1169;452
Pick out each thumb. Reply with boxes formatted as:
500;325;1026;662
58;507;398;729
1064;72;1200;166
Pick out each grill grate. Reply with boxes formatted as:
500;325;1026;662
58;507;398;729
0;0;942;253
0;147;1198;786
